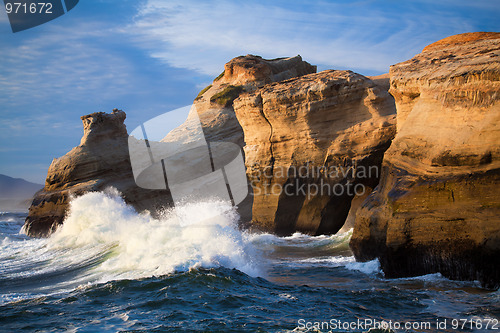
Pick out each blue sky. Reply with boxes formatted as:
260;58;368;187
0;0;499;183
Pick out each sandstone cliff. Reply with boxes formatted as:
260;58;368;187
24;110;170;237
350;32;500;289
185;55;316;145
163;55;316;222
233;70;396;235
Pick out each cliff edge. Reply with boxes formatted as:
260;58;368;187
350;32;500;289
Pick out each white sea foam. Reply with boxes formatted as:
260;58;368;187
0;190;381;306
345;259;381;274
401;272;446;282
292;256;355;267
248;229;353;248
271;255;382;275
0;189;264;305
247;229;382;275
46;189;262;281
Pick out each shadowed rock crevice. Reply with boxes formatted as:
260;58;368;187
258;93;276;178
234;70;396;235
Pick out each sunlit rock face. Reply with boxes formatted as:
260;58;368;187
350;32;500;289
234;70;396;235
187;55;317;146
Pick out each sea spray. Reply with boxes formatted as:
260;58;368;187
47;189;262;281
2;208;494;332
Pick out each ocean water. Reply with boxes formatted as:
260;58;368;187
0;191;499;332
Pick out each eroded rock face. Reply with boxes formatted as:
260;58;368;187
350;32;500;289
24;110;170;237
188;55;316;146
164;55;316;223
233;70;396;235
217;54;317;88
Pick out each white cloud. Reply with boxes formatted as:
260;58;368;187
0;20;135;108
127;0;477;76
0;113;79;136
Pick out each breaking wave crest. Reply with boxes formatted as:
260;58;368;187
0;190;381;305
0;190;262;303
48;189;262;280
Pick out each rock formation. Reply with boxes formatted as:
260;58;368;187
24;56;316;237
164;55;317;222
182;55;316;145
24;110;170;237
350;32;500;289
367;73;390;91
233;70;396;235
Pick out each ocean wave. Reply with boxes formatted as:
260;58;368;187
46;190;263;281
0;190;382;306
0;212;27;224
345;259;381;275
0;190;265;305
248;229;352;250
246;229;385;278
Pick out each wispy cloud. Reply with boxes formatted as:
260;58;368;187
0;0;497;183
126;0;489;75
0;16;142;182
0;20;135;108
0;113;79;137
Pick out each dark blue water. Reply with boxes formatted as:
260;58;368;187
1;198;499;332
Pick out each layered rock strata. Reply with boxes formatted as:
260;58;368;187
350;32;500;289
233;70;397;235
187;55;316;145
164;55;316;222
